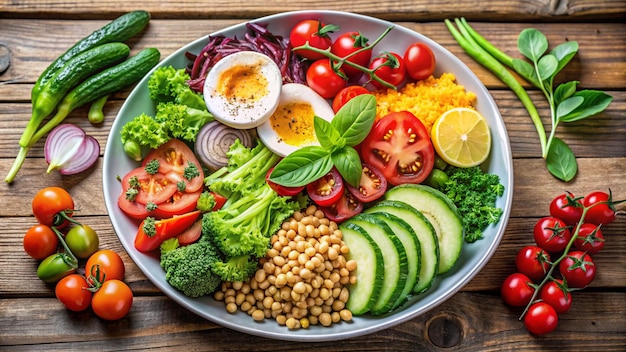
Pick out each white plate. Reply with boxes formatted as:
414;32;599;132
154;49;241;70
103;10;513;342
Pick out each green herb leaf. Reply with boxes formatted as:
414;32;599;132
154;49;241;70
556;96;584;120
559;90;613;122
512;58;539;85
331;94;377;146
331;146;362;188
269;146;333;187
551;41;578;73
518;28;548;62
546;137;577;182
554;81;579;105
314;116;344;151
537;54;558;82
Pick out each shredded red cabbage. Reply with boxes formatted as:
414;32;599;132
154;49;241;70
186;22;309;93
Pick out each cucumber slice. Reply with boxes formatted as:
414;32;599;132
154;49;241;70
347;214;408;315
367;211;420;309
339;222;384;315
367;200;439;294
385;184;463;274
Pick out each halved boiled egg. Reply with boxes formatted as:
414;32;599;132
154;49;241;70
203;51;282;129
257;83;335;157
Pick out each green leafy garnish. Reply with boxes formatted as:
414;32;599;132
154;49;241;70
144;159;160;175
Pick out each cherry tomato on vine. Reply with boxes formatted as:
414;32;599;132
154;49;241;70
91;279;133;321
65;224;99;259
549;191;583;226
403;42;436;81
346;163;387;203
330;31;372;77
539;279;572;314
332;85;370;113
306;59;347;98
37;253;78;283
582;191;617;225
86;249;125;282
501;272;535;307
559;251;596;288
573;223;605;255
369;52;406;89
524;302;558;335
306;168;344;207
55;274;92;312
32;186;74;228
23;224;58;260
533;216;571;253
289;19;336;61
515;245;551;282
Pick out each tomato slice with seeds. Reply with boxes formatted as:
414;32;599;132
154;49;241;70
121;167;178;205
154;189;202;219
320;190;364;223
143;139;204;193
306;168;344;207
360;111;434;186
346;163;387;203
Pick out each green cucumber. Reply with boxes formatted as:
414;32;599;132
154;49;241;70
30;47;161;144
347;213;408;315
367;211;421;310
339;222;384;315
367;200;439;294
384;184;463;274
32;10;151;104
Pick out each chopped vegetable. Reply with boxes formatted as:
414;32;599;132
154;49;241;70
88;95;108;124
44;124;100;175
194;121;254;171
148;66;206;110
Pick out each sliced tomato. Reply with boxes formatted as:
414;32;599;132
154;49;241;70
306;168;344;207
123;167;178;205
118;193;153;220
154;189;202;219
360;111;435;185
176;219;203;246
266;167;304;197
134;210;201;253
346;163;387;203
320;190;364;223
144;139;204;193
332;86;370;113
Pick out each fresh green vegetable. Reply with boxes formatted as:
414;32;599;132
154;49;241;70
148;65;206;110
31;10;151;105
88;95;108;124
159;237;222;298
210;254;259;283
196;191;216;212
446;18;612;182
144;159;160;174
440;166;504;243
269;93;377;188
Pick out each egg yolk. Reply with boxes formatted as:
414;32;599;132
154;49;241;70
270;102;316;146
217;61;268;104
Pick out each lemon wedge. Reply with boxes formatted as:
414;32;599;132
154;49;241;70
431;107;491;167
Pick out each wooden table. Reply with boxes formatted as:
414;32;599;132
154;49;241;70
1;2;625;351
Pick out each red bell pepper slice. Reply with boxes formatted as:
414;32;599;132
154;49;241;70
134;210;201;253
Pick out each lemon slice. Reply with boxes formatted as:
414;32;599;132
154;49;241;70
431;107;492;167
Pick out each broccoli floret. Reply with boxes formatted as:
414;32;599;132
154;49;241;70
441;166;505;243
159;236;222;298
154;102;213;142
211;254;258;283
120;113;170;160
148;66;206;110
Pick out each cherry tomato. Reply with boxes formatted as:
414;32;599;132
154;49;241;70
346;163;387;203
332;85;370;113
306;168;345;207
289;19;335;61
524;302;558;335
86;249;125;282
360;111;435;186
320;190;364;223
23;224;58;260
515;245;551;282
403;42;436;81
55;274;92;312
143;139;205;193
65;224;99;259
549;191;583;226
533;216;571;253
37;253;78;283
559;251;596;288
501;272;535;307
330;31;372;77
176;219;203;246
92;279;133;321
134;210;202;253
369;52;406;89
306;59;347;98
539;279;572;314
32;186;74;228
573;223;605;255
266;167;304;197
582;191;617;225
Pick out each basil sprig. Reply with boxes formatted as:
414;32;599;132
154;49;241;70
269;94;376;188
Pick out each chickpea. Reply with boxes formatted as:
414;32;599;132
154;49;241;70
226;302;238;314
251;309;265;321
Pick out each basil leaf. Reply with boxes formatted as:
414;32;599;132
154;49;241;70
331;146;362;188
554;81;579;105
518;28;548;63
559;90;613;122
269;146;333;187
512;58;539;86
546;137;577;182
551;41;578;73
314;116;344;151
556;96;584;120
331;94;377;146
537;54;558;82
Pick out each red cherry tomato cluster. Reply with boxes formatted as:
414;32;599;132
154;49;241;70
502;190;623;335
24;186;133;321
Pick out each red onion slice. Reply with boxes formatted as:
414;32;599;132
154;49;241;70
195;121;254;171
45;124;101;175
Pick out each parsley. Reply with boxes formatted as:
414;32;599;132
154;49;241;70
146;201;158;212
144;159;160;174
142;217;156;237
177;181;186;192
183;162;200;180
125;175;141;201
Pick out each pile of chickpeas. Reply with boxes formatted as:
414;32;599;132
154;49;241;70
214;205;358;329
